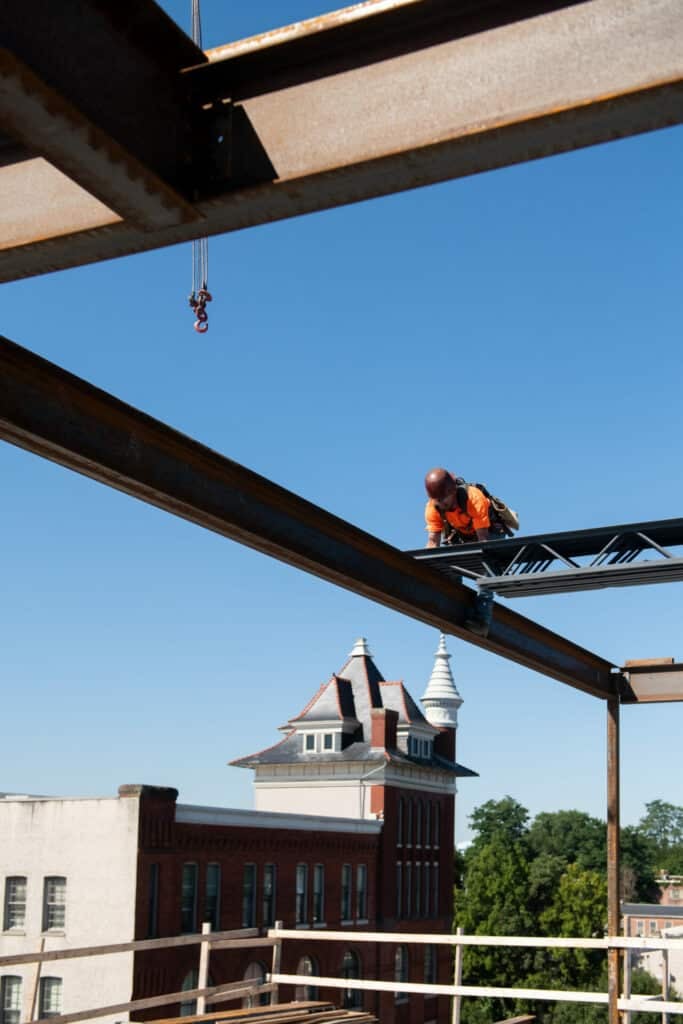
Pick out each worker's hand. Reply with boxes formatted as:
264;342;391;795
475;528;490;542
426;533;441;549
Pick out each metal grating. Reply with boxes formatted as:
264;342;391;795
406;519;683;597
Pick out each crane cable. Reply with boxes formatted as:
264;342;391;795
188;0;212;333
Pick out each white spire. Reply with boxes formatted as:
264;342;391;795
349;637;373;658
421;633;463;729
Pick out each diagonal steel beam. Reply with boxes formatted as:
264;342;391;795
1;0;682;281
0;335;616;698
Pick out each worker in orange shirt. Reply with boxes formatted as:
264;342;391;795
424;467;501;548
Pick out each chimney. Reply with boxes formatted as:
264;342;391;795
370;708;398;751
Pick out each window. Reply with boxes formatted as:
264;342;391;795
341;864;352;921
181;864;198;934
405;863;412;918
397;799;404;846
671;888;681;901
424;803;431;848
305;734;315;752
243;962;269;1008
1;977;22;1024
341;950;362;1009
4;877;26;931
665;920;673;930
147;864;159;938
406;802;413;847
394;945;409;1002
263;864;276;927
423;862;430;918
415;863;422;917
415;802;422;846
396;863;402;919
295;956;319;1001
296;864;308;925
424;944;437;988
42;877;66;932
242;864;257;928
649;920;658;936
38;978;62;1019
313;865;324;924
635;919;644;937
323;733;333;750
205;863;221;930
180;969;198;1017
432;862;439;917
356;865;368;920
433;803;440;847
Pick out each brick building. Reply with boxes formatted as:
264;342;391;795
1;636;475;1024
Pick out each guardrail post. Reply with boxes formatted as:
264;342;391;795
270;920;283;1005
607;695;620;1024
197;922;211;1015
452;926;463;1024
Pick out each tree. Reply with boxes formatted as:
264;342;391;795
637;800;683;874
469;796;529;848
538;863;607;992
455;835;535;1024
528;810;605;873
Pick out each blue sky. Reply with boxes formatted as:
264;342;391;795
1;2;682;842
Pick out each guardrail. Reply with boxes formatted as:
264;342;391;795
2;926;682;1023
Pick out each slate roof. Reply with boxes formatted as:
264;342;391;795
231;639;477;777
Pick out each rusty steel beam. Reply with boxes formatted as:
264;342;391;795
1;0;682;281
0;334;616;698
0;51;199;231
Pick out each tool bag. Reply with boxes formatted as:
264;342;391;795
454;479;520;536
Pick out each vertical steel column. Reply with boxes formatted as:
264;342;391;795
607;695;621;1024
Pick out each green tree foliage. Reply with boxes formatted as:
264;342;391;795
454;798;679;1024
529;810;605;873
539;864;607;990
638;800;683;874
469;796;530;848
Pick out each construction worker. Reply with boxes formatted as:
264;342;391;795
424;468;499;548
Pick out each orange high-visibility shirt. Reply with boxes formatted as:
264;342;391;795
425;485;491;537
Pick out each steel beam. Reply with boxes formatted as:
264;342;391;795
0;334;616;699
1;0;682;280
0;52;199;231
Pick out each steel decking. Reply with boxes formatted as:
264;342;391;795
406;520;683;597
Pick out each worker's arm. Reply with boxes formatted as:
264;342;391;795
475;528;490;541
425;500;444;548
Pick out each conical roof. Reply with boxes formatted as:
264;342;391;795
421;633;463;729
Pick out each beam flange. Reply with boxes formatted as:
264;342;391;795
0;334;615;698
0;51;199;230
1;0;682;281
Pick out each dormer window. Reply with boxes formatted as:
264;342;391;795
305;734;315;752
323;734;333;751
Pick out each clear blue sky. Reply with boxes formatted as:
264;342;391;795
1;2;682;842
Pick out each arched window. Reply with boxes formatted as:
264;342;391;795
295;955;319;1001
180;969;198;1017
394;945;409;1003
243;961;269;1008
341;950;362;1009
424;944;437;988
1;976;22;1024
180;968;214;1016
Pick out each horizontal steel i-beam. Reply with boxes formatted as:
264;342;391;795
1;0;682;281
0;335;615;698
